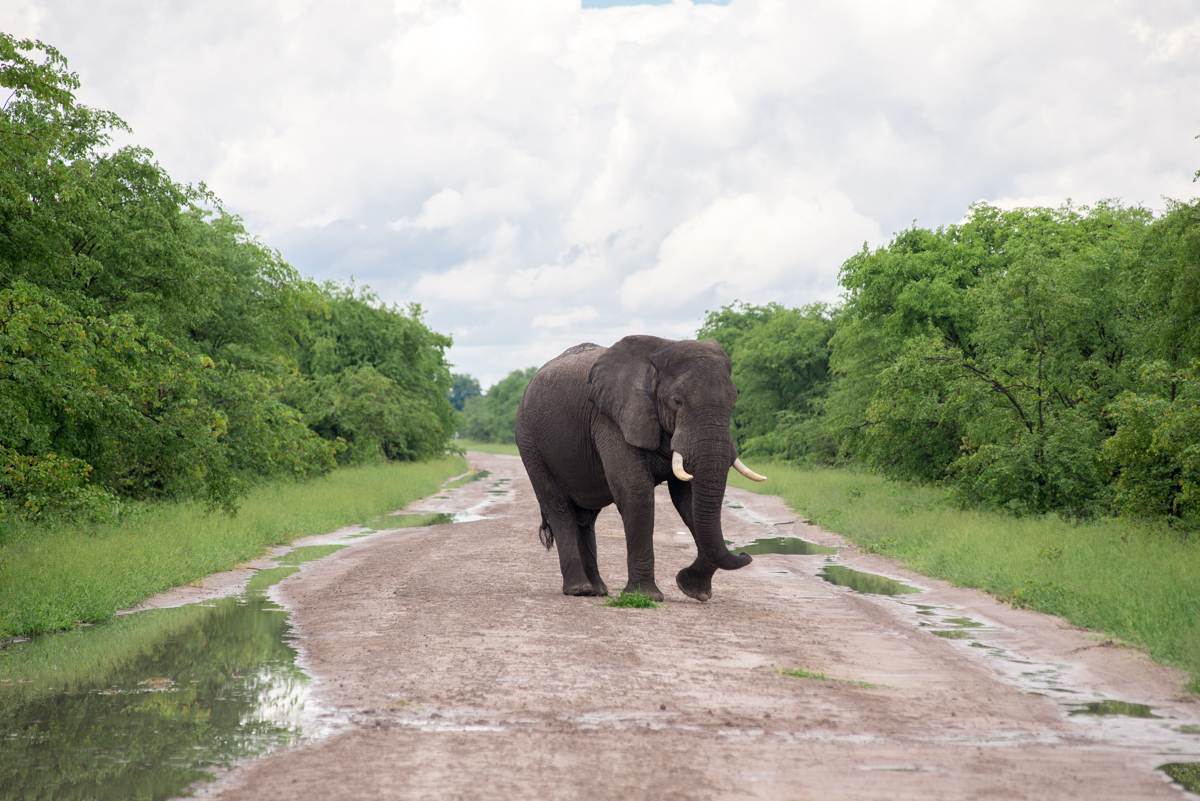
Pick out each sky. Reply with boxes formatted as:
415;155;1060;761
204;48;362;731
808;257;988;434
3;0;1199;386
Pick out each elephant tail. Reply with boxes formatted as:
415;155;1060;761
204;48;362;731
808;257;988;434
538;514;554;549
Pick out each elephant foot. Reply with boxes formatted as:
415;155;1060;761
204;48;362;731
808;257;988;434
675;565;714;602
563;580;608;597
622;581;664;602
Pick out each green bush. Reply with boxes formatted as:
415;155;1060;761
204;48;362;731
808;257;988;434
459;367;537;443
0;34;455;517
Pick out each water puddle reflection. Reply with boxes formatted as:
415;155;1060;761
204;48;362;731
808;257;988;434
0;466;517;798
0;546;342;800
730;536;838;556
1070;700;1160;718
818;565;921;596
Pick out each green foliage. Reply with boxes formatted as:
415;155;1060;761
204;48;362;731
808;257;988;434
834;202;1151;513
603;591;658;608
0;34;455;518
698;301;839;464
1104;361;1200;525
0;456;466;637
706;195;1200;525
731;462;1200;692
459;367;537;443
449;373;481;411
283;284;456;464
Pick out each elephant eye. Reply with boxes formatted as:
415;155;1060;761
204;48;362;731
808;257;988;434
671;396;683;407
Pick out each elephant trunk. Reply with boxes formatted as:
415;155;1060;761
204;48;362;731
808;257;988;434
684;453;752;572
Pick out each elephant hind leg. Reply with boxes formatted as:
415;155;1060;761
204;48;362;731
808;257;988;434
574;507;608;596
520;442;607;597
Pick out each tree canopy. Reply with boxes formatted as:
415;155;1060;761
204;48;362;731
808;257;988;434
704;198;1200;528
0;34;456;523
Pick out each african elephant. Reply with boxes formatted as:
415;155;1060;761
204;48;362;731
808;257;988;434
514;335;766;602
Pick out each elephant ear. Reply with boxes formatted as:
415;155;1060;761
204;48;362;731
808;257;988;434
588;335;669;450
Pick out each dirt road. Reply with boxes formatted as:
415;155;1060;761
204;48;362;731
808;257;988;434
203;452;1199;800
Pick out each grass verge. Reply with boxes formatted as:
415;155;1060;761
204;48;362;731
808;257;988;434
730;463;1200;693
454;439;520;456
0;456;466;638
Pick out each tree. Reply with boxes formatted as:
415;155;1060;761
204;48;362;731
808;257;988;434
459;368;537;443
448;373;481;411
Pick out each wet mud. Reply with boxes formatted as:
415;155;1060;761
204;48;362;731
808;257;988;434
4;455;1198;800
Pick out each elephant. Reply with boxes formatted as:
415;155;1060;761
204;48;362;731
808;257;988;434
514;335;767;602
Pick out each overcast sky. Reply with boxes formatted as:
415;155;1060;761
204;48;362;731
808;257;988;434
4;0;1199;386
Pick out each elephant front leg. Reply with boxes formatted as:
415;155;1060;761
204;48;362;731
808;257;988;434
617;492;664;602
668;478;718;602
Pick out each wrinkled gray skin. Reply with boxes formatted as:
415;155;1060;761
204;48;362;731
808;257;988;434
515;336;752;602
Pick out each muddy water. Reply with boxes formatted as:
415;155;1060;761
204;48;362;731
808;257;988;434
0;468;511;800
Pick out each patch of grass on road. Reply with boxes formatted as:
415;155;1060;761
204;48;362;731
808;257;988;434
0;456;467;638
731;464;1200;693
454;439;520;456
777;666;886;688
1159;763;1200;794
603;591;658;609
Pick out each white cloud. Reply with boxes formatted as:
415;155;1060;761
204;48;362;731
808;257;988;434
390;184;531;231
531;306;600;329
11;0;1200;386
621;193;880;311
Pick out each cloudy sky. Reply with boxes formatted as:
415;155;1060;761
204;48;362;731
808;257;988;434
4;1;1199;385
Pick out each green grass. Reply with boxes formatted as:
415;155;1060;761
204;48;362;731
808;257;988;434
454;438;520;456
0;456;467;638
603;591;659;609
730;463;1200;693
776;666;886;688
1159;763;1200;793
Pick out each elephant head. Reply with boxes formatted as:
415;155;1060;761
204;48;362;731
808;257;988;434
587;335;765;575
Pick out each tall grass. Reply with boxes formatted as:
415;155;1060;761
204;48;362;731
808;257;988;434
0;456;466;638
454;439;520;456
729;464;1200;692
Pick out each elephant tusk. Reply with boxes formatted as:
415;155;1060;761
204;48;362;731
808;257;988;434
672;452;693;482
733;458;767;482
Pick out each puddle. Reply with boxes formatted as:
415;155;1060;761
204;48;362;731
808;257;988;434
930;630;975;639
0;546;343;800
378;511;486;527
730;536;839;556
818;565;920;596
0;465;523;798
443;469;491;489
1069;700;1160;719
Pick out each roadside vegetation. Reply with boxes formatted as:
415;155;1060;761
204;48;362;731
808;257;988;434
0;35;458;526
453;439;521;456
458;368;537;444
730;464;1200;692
0;456;466;638
0;34;471;636
706;200;1200;530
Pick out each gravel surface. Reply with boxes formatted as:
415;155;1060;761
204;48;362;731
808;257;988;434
198;452;1200;800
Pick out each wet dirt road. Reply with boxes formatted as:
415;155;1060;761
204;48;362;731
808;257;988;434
202;452;1199;800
